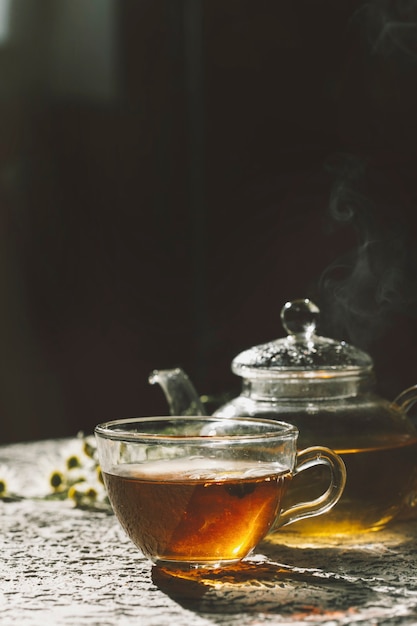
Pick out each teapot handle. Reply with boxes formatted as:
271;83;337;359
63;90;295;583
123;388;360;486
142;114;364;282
392;384;417;415
393;385;417;520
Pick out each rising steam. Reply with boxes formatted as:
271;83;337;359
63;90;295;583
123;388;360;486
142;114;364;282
356;0;417;60
316;0;417;349
318;154;417;350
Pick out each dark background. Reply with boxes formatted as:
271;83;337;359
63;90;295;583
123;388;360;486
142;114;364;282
1;0;417;444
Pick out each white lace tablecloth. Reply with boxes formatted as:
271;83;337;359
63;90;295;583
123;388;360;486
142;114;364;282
1;438;417;626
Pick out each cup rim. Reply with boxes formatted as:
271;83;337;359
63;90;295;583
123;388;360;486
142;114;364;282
94;416;299;443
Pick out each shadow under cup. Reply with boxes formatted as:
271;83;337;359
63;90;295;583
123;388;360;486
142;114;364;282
94;416;346;570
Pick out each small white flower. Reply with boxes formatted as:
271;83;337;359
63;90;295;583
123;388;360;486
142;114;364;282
0;463;20;498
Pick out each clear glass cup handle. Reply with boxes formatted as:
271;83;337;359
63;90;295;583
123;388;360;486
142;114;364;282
272;446;347;530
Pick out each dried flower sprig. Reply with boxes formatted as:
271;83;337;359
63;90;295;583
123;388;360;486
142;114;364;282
44;432;111;511
0;433;111;510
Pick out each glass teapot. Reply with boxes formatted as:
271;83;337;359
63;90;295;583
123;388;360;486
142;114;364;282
150;298;417;536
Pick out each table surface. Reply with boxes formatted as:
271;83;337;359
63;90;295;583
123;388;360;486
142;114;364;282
2;437;417;626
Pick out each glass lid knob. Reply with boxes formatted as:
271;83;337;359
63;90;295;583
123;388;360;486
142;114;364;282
280;299;320;339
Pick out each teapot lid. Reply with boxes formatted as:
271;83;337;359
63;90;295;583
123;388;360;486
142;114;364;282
232;299;373;379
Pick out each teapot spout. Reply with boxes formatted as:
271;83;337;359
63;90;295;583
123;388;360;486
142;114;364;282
149;368;207;416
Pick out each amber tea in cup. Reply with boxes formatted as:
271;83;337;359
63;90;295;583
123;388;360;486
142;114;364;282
95;417;346;569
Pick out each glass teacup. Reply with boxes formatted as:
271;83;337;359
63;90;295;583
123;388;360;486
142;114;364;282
95;416;346;570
